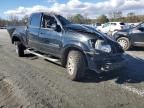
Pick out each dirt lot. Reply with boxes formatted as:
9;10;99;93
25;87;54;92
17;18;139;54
0;30;144;108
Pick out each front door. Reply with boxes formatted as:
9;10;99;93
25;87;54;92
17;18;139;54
38;15;62;57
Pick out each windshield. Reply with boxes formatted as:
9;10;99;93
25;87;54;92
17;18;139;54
56;15;72;26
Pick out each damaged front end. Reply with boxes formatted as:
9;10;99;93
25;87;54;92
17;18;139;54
85;36;126;72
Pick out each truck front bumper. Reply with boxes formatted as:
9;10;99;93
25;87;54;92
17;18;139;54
85;52;126;72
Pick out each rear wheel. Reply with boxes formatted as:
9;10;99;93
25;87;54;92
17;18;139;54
15;42;24;57
117;37;130;51
66;50;86;81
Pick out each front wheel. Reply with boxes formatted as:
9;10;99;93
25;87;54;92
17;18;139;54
66;51;86;81
15;42;24;57
117;37;130;51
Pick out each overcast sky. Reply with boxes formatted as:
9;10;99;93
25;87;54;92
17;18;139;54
0;0;144;19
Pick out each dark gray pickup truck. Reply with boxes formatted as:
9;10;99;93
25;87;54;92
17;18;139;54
7;12;125;81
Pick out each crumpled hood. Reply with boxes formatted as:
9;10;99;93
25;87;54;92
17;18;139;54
64;24;106;39
64;24;93;32
65;24;117;42
64;24;123;53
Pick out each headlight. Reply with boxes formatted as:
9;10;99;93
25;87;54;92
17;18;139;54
89;39;111;53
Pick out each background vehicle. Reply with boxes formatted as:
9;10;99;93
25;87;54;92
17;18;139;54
0;26;6;29
97;22;127;35
113;22;144;50
7;12;125;81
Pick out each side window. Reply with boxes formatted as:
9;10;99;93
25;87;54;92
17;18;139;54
30;13;41;27
42;15;57;28
111;23;116;26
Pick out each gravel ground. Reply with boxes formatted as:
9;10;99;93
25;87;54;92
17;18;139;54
0;30;144;108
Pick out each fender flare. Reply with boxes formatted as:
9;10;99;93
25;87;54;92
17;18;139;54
61;42;89;67
113;33;129;41
12;35;21;44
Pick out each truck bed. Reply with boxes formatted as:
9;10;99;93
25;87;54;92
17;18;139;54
7;26;26;38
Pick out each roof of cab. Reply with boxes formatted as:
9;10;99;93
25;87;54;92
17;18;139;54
31;12;58;16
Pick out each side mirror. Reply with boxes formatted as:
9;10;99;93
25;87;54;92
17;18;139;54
56;25;62;32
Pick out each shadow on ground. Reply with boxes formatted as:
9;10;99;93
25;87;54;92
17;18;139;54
129;47;144;51
81;54;144;84
24;53;38;60
24;51;144;84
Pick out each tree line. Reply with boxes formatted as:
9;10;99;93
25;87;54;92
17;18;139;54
68;12;144;24
0;12;144;27
0;15;28;27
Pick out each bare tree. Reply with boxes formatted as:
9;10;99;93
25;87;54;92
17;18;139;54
0;17;7;27
97;15;109;24
8;15;19;25
109;11;123;19
127;12;135;17
68;14;87;24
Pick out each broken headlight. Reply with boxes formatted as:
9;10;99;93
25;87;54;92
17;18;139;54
89;39;111;53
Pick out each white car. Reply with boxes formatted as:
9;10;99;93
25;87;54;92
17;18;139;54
97;22;127;35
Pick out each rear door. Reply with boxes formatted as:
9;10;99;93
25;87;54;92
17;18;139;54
27;13;41;49
131;23;144;46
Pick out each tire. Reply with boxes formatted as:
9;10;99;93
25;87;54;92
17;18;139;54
66;50;86;81
15;42;24;57
117;37;130;51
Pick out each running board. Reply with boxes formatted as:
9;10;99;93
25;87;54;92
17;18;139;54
26;49;60;63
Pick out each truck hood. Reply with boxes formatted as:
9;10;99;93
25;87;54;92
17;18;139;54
64;24;124;53
64;24;106;40
64;24;96;33
7;26;26;37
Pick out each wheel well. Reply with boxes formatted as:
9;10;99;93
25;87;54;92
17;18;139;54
12;36;26;50
61;47;88;67
114;29;119;31
116;36;128;41
12;36;20;44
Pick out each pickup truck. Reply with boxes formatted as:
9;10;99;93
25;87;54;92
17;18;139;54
7;12;125;81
